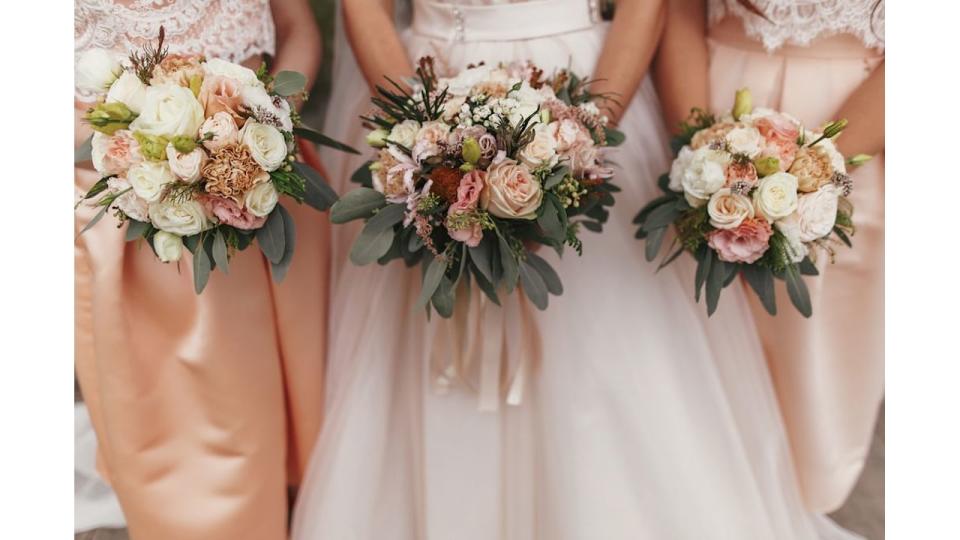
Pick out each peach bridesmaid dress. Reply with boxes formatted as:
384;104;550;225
75;2;328;539
706;0;885;512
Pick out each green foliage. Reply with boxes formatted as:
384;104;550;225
671;108;715;155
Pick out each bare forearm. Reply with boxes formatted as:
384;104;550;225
653;0;709;133
343;0;414;92
590;0;666;125
271;0;323;91
835;62;884;157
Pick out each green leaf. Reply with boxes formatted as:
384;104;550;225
256;209;286;264
519;260;549;310
656;245;685;272
784;264;813;318
183;234;200;253
79;205;109;235
544;166;569;190
742;264;777;316
498;235;519;293
330;188;386;224
641;203;679;232
192;235;212;294
270;205;297;281
468;235;496;283
705;254;726;316
633;194;675;225
525;252;563;295
211;228;230;274
75;135;94;163
432;276;456;318
124;219;151;242
351;161;374;187
472;265;501;306
292;161;339;211
416;255;448;310
723;262;740;287
657;173;673;194
272;70;307;96
408;230;424;252
349;204;404;265
582;220;602;233
798;257;819;276
537;199;564;243
604;127;625;147
833;226;853;248
645;226;667;262
294;126;360;154
694;246;712;303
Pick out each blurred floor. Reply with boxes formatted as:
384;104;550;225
74;407;884;540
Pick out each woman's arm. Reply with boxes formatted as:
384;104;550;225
270;0;324;91
343;0;414;92
652;0;710;134
835;62;884;157
590;0;667;125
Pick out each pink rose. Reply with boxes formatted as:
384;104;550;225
480;159;543;220
707;217;773;263
201;195;266;230
199;75;244;125
755;114;799;171
92;130;142;176
452;170;485;211
447;218;483;247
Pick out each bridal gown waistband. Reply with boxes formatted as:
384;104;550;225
413;0;600;42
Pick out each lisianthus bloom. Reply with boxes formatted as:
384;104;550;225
201;143;269;201
707;217;773;263
201;194;266;230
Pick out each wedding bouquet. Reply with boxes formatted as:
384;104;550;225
635;89;866;317
331;58;623;317
75;28;354;293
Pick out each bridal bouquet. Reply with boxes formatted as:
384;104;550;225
75;28;354;293
635;89;865;317
332;58;623;317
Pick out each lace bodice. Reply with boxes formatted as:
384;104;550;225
76;0;275;99
708;0;885;52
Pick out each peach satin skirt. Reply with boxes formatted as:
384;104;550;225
75;126;330;539
708;18;885;512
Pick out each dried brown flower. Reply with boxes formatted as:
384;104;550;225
429;166;463;202
201;143;269;201
789;147;834;192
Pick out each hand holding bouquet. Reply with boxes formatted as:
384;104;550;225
75;28;355;293
635;89;867;317
331;58;623;317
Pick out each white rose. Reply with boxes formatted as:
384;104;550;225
550;119;588;152
441;65;494;96
244;182;279;217
165;143;206;183
130;84;205;138
725;126;763;158
442;95;467;122
239;121;287;171
388;119;421;149
202;58;261;86
126;161;175;203
240;85;294;132
76;48;124;94
707;188;755;230
105;72;147;114
668;146;694;192
753;172;799;220
775;213;809;263
148;198;211;236
518;123;559;169
199;111;239;151
91;132;109;175
107;177;149;222
681;147;730;205
796;184;840;242
813;137;848;175
152;231;183;263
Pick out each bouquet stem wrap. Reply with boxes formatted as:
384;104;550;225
430;283;542;410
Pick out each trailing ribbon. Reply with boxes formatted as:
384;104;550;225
430;281;542;411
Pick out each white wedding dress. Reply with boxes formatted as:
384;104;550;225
293;1;862;538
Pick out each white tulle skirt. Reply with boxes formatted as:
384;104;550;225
292;3;861;538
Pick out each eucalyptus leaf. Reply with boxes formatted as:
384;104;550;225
270;205;297;281
256;209;286;264
833;227;853;248
75;135;93;163
472;265;501;306
293;161;339;211
330;188;386;224
656;245;685;272
705;255;726;316
431;276;456;318
183;234;200;254
468;236;496;283
582;220;602;233
641;203;679;232
694;246;712;303
645;226;667;262
537;199;564;243
525;252;563;296
415;256;448;310
784;264;813;318
604;127;625;147
724;262;740;287
498;235;519;293
211;228;230;274
349;213;399;266
351;162;374;187
519;260;549;310
544;166;569;190
124;219;151;242
293;126;360;154
408;230;424;252
79;205;108;235
742;264;777;316
798;257;820;276
192;237;212;294
272;70;307;96
633;194;675;225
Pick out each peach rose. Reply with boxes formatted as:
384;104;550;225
724;161;758;189
481;159;543;220
199;75;244;125
789;146;834;192
707;217;773;263
199;111;239;151
755;114;800;171
201;195;266;230
691;122;738;150
91;130;142;176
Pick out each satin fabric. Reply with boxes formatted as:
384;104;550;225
707;17;885;513
292;1;859;538
75;113;330;538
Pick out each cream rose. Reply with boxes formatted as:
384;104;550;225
388;120;421;149
153;231;183;263
239;121;287;171
550;119;589;152
518;123;559;169
126;161;175;203
774;213;809;263
202;58;261;86
725;126;763;158
668;146;694;192
165;143;206;183
199;111;239;151
753;172;799;221
240;85;294;131
148;198;211;236
796;184;840;242
107;177;149;222
707;188;755;230
106;72;147;114
481;159;543;220
681;147;730;206
76;48;123;93
244;181;279;217
130;84;205;138
92;130;142;176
